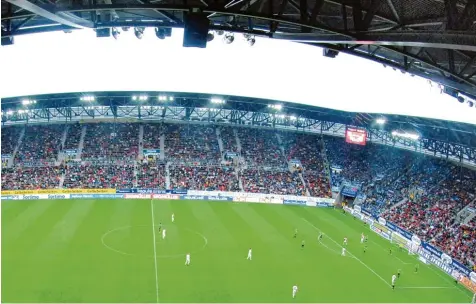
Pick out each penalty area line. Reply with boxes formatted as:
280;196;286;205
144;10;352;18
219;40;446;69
301;217;391;288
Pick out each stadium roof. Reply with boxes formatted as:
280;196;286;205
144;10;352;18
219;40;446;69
1;0;476;97
2;91;476;148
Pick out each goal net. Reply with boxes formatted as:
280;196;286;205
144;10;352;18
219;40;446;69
390;232;416;255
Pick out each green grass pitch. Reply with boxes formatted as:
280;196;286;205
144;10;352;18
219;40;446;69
2;199;473;303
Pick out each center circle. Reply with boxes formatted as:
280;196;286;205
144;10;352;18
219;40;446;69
101;225;208;259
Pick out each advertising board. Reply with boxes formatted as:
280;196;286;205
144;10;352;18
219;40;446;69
2;188;116;195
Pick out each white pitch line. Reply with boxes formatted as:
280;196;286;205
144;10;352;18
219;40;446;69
399;286;455;289
150;199;160;303
302;217;391;288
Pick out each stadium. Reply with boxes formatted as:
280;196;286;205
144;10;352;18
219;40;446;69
1;0;476;303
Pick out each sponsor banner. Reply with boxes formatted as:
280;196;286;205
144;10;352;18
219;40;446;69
417;247;453;275
245;196;260;203
421;242;443;258
441;253;452;265
207;196;233;201
378;217;387;226
315;198;335;205
316;202;333;207
64;149;78;154
1;154;12;159
467;207;476;213
418;256;428;264
116;189;168;194
471;272;476;283
306;201;317;207
361;208;371;216
124;194;151;199
354;205;361;213
452;259;471;277
172;190;188;195
370;225;391;240
152;194;180;200
411;235;422;246
283;200;307;206
386;221;412;240
459;276;476;293
1;195;21;200
70;194;124;199
2;188;116;195
180;195;206;200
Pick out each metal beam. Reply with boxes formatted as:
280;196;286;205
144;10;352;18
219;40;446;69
385;0;400;23
272;31;476;52
4;0;93;28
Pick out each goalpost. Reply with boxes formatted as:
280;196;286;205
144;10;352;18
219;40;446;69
390;232;417;255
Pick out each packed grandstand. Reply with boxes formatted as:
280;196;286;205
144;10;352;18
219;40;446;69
1;121;475;270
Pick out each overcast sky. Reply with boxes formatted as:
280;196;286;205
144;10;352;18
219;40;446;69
0;28;475;125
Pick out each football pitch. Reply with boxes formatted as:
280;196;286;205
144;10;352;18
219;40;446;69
2;199;473;303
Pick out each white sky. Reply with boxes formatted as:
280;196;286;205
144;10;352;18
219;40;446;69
0;28;475;125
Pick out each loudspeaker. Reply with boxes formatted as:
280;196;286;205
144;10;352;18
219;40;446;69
183;13;210;48
323;48;339;58
96;28;111;38
1;36;14;46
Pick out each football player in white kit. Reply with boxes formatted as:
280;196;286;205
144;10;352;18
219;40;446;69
341;247;346;256
360;233;365;243
185;253;190;265
247;248;252;260
171;213;175;223
162;228;166;239
391;274;397;290
292;285;298;298
343;237;348;246
471;292;475;304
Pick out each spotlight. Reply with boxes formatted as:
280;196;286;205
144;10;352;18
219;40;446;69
247;36;255;46
134;27;145;39
244;34;255;46
21;99;37;105
376;118;386;125
224;33;234;44
80;95;95;102
155;27;166;39
207;32;214;42
112;28;120;40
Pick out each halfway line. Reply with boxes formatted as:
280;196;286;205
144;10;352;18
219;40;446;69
150;199;160;303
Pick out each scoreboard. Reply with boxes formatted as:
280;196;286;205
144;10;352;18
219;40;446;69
345;127;367;146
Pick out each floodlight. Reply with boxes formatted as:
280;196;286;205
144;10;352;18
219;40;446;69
244;34;256;46
392;131;420;140
134;27;145;39
224;33;234;44
80;95;95;102
376;118;386;125
112;28;120;40
155;27;166;39
211;98;225;104
207;32;215;42
21;99;36;105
